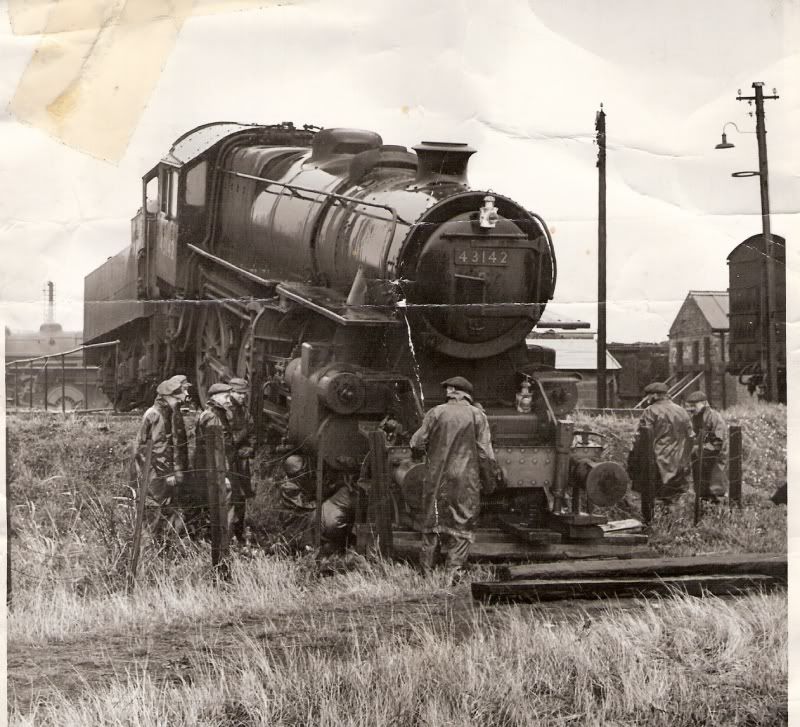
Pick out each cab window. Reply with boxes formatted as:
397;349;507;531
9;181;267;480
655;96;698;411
169;170;179;218
185;160;207;207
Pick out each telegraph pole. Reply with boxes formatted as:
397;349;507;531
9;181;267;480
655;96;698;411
736;82;779;402
596;104;607;408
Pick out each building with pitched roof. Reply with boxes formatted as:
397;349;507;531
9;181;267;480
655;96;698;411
667;290;742;408
527;330;622;407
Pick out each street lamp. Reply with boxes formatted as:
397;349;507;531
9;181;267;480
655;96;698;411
714;122;738;150
714;81;781;402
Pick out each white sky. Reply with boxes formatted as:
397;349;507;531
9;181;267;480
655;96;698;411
0;0;798;343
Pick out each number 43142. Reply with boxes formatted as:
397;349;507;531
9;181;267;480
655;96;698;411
455;248;509;266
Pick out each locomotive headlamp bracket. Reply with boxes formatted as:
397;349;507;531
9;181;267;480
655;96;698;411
479;194;499;229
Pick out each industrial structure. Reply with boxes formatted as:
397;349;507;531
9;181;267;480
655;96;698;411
5;283;110;411
667;291;741;409
528;330;621;408
727;234;786;403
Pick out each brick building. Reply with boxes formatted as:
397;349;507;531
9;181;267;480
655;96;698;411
667;291;741;408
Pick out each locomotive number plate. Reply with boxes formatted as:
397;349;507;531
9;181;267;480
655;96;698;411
454;248;509;266
455;247;508;265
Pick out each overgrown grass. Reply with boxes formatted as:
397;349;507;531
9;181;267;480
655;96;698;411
5;408;788;725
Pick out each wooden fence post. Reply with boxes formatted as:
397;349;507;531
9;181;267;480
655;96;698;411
61;354;66;414
29;360;34;409
128;440;153;592
728;424;742;507
315;447;324;549
113;342;119;409
693;423;705;526
7;454;12;609
43;361;48;411
368;429;393;558
207;427;231;576
640;425;655;524
83;347;89;410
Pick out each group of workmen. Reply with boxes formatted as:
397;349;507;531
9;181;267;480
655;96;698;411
134;371;728;579
133;376;255;542
630;381;728;506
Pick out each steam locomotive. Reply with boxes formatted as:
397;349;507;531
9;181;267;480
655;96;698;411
84;121;631;559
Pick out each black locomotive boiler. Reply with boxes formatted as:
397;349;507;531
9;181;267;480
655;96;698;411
84;122;632;559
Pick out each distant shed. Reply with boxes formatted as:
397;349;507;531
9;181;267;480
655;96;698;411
667;290;740;408
527;332;621;407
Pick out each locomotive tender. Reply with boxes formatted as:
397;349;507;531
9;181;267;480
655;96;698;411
84;121;630;557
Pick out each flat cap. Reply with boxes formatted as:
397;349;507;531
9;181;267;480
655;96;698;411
156;378;183;396
167;374;191;388
685;390;708;403
208;382;232;395
441;376;473;395
228;377;249;392
643;382;668;395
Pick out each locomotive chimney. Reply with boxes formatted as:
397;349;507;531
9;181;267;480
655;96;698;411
412;142;475;187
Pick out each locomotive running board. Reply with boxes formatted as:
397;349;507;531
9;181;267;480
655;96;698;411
277;283;402;327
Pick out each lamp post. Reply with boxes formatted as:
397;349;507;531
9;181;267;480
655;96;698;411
715;81;780;402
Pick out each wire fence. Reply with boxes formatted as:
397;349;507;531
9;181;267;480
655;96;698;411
5;339;119;414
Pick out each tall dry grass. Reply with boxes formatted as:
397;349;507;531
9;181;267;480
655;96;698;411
10;591;787;726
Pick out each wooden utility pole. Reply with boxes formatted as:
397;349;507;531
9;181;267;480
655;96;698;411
596;104;608;408
736;82;780;402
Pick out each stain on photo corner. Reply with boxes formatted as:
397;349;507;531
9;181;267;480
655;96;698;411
8;0;296;161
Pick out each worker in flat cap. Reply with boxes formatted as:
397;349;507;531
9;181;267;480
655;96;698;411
133;377;188;540
409;376;501;581
193;382;235;546
226;377;256;540
628;381;694;507
685;390;727;502
163;375;192;507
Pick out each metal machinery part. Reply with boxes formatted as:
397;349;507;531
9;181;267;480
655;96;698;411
570;430;629;508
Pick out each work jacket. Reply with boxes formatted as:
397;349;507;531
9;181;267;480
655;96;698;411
691;405;728;492
134;397;182;501
409;396;496;541
172;405;190;475
637;397;694;485
228;400;255;496
193;402;233;490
